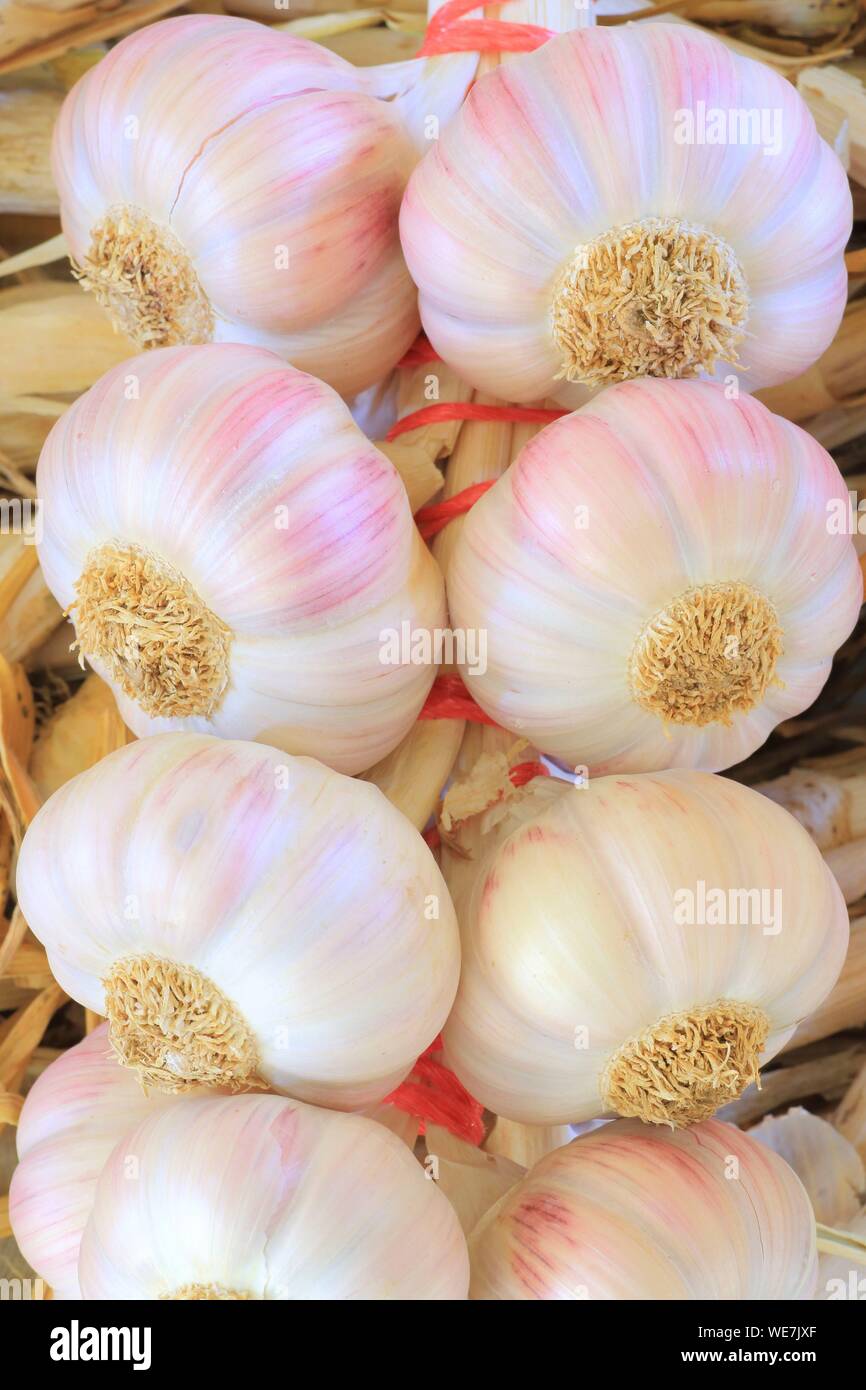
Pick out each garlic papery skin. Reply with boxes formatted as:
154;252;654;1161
16;733;460;1108
51;16;472;398
36;343;445;775
399;24;851;405
9;1025;180;1300
77;1094;469;1300
468;1118;818;1299
442;770;848;1127
749;1107;865;1228
446;378;862;774
757;767;866;851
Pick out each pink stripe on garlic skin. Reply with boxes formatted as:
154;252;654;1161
52;15;474;396
10;1025;179;1300
469;1119;817;1300
37;343;445;775
17;734;461;1110
447;377;862;774
400;24;851;405
76;1095;469;1300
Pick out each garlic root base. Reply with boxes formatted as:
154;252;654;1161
73;542;231;720
552;217;749;388
104;954;264;1093
629;580;783;727
75;205;214;348
601;1000;771;1127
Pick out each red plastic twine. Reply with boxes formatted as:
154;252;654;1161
385;1034;486;1144
418;0;554;56
414;480;495;539
397;333;440;368
400;404;568;542
419;674;499;726
419;677;554;765
387;401;566;442
509;759;551;787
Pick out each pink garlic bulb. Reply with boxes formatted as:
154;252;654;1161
36;343;444;775
52;15;472;397
17;733;460;1109
10;1025;177;1299
447;378;862;774
77;1094;469;1299
469;1118;818;1299
400;24;851;404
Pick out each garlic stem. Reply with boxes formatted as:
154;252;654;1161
836;1058;866;1162
361;717;465;830
816;1221;866;1265
0;234;67;280
432;399;549;899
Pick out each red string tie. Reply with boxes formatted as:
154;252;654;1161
415;480;495;540
397;333;441;369
419;673;500;726
418;0;554;56
385;1033;486;1145
387;401;567;443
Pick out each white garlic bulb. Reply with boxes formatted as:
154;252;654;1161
52;15;472;397
443;770;848;1126
78;1094;469;1300
36;343;445;775
17;733;460;1109
469;1118;818;1299
10;1025;175;1299
447;378;862;774
400;24;851;404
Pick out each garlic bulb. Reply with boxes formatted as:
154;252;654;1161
443;770;848;1126
10;1025;176;1299
11;1032;468;1301
400;24;851;404
447;378;862;773
78;1094;469;1300
52;15;472;397
36;343;445;775
469;1118;818;1299
16;733;460;1108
